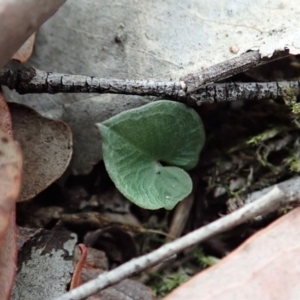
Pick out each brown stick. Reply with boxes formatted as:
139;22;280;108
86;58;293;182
180;50;290;93
0;67;298;105
181;51;260;93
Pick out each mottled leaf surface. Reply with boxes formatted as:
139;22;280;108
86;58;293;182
0;92;12;137
0;101;22;299
98;100;205;209
9;102;72;201
12;225;77;300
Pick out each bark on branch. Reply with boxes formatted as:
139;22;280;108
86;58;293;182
227;176;300;213
1;66;299;105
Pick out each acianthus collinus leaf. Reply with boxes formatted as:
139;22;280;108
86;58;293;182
97;100;205;210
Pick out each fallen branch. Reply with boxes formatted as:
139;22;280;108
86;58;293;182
181;51;261;93
1;67;298;105
54;186;286;300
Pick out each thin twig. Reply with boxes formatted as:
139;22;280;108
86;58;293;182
180;50;290;93
70;244;87;290
227;176;300;212
54;186;285;300
1;67;299;105
180;51;261;93
190;81;299;105
0;67;187;99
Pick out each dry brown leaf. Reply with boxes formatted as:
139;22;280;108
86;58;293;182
0;93;21;299
8;102;72;201
0;92;12;137
12;34;36;63
0;129;22;299
17;227;41;250
165;207;300;300
72;246;154;300
89;279;155;300
73;246;108;271
0;213;17;300
12;223;77;299
0;130;22;241
0;0;65;68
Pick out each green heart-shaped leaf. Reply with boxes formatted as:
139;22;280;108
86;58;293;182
97;100;205;210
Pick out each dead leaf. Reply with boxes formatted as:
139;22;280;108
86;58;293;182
0;92;12;137
0;93;22;300
73;246;108;271
0;156;17;300
17;227;41;250
90;279;155;300
84;227;137;264
62;212;138;264
0;129;22;299
72;246;154;300
0;130;22;241
12;223;77;299
0;0;65;68
0;213;17;300
12;34;36;63
8;102;72;201
164;207;300;300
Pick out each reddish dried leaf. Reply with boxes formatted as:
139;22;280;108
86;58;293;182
0;93;20;299
8;102;72;201
0;0;65;69
0;130;22;242
12;34;36;63
0;129;22;299
0;92;12;137
165;208;300;300
0;213;17;300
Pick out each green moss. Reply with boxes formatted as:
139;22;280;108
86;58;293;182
246;128;284;145
281;86;297;106
193;248;219;268
151;271;190;298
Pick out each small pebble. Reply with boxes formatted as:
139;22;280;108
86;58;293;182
229;45;239;54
